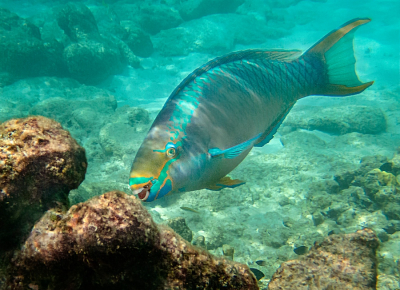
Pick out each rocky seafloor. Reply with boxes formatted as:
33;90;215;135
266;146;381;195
0;0;399;289
0;116;390;289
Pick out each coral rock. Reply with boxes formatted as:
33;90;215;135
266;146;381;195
334;169;357;189
138;4;183;35
63;39;125;84
193;235;207;249
0;116;86;251
380;147;400;176
284;105;387;135
55;3;132;84
268;228;379;290
0;8;65;85
6;191;258;290
55;3;100;42
167;216;193;243
179;0;245;21
120;22;154;58
152;16;235;56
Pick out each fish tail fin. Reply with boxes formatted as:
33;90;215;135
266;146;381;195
305;18;374;96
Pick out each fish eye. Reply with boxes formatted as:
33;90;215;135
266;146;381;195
166;147;176;158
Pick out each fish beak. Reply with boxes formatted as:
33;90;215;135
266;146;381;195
132;181;153;201
129;177;157;201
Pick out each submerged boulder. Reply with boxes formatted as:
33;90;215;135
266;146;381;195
5;191;258;290
120;21;154;58
112;3;183;35
354;168;400;220
285;105;387;135
0;8;66;86
152;13;276;57
335;152;400;221
167;216;193;243
137;4;183;35
55;3;100;42
381;147;400;176
28;84;118;142
0;116;87;252
152;15;234;56
178;0;245;21
98;106;149;158
63;39;125;84
55;3;135;84
0;76;150;164
268;228;379;289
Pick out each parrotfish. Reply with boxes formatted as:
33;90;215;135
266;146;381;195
129;18;373;202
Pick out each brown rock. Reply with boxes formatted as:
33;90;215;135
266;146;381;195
5;191;258;290
0;116;86;251
167;216;193;243
268;228;379;290
380;147;400;176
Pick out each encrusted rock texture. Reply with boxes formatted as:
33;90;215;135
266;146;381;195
55;3;132;84
284;105;387;135
334;151;400;221
268;228;379;290
0;8;66;86
167;216;193;243
178;0;245;21
4;191;258;290
0;116;87;251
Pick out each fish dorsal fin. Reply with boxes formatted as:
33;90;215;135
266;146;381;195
169;49;302;99
209;133;262;159
207;176;245;191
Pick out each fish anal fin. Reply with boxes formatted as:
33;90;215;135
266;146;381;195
207;184;224;191
207;176;245;191
255;105;294;147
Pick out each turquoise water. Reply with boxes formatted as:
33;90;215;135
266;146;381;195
0;0;399;288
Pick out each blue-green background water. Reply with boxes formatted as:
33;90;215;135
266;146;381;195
0;0;399;288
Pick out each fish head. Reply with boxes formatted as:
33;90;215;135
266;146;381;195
129;125;189;202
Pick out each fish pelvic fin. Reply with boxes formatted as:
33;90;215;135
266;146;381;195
305;18;374;96
207;176;245;191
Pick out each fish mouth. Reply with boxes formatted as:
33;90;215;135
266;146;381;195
131;180;155;201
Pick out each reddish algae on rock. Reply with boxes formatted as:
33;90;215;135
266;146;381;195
5;191;258;290
268;228;379;290
0;116;87;251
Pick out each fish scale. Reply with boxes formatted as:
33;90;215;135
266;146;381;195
221;59;293;99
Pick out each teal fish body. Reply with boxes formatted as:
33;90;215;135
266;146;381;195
130;18;373;202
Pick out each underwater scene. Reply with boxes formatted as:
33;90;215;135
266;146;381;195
0;0;399;288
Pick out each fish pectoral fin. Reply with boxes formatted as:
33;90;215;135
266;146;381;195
209;133;262;159
207;176;245;191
